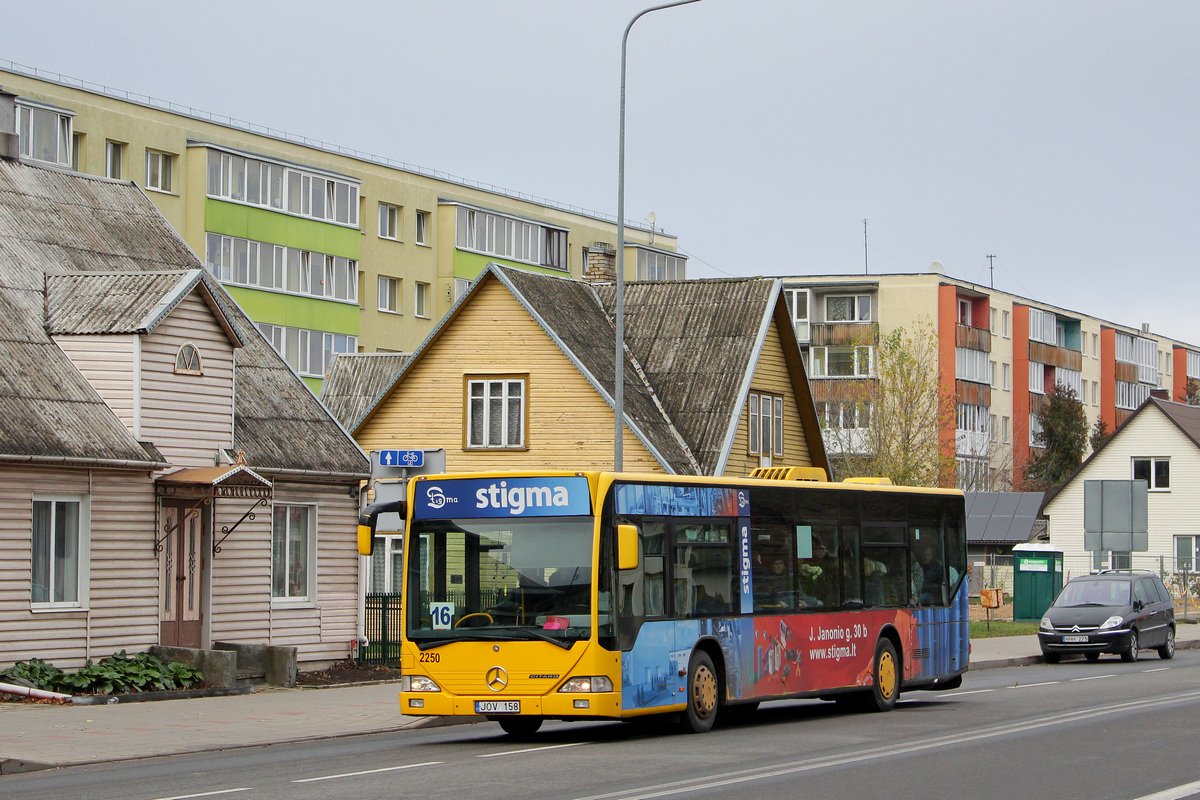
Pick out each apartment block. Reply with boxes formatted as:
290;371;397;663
781;271;1200;489
3;62;682;391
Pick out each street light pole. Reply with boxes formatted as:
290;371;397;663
615;0;701;471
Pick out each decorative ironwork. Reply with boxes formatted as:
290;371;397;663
155;500;207;553
214;497;269;555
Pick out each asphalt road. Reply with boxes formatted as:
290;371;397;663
7;651;1200;800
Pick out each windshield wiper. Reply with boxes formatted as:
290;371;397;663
413;629;574;651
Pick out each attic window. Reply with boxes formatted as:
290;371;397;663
175;343;203;375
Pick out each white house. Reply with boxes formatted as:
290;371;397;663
1042;397;1200;583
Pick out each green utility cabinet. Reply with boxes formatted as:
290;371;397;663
1011;543;1064;621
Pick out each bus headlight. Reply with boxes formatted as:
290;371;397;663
558;676;614;693
402;676;441;692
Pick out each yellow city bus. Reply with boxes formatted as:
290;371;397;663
357;468;968;735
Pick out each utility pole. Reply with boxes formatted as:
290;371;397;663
986;253;996;288
863;219;869;275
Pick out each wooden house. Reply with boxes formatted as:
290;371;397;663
0;149;369;671
326;264;828;477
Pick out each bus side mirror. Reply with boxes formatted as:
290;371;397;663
357;500;407;556
617;524;639;570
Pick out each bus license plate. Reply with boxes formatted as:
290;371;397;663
1062;635;1089;643
476;700;520;714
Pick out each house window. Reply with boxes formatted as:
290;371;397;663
16;102;73;166
272;504;315;601
466;377;526;449
816;400;871;430
1092;381;1100;406
379;203;400;240
369;535;405;593
105;141;124;179
989;360;997;388
1092;333;1100;358
32;496;87;607
1002;363;1011;391
415;282;430;318
636;249;687;280
174;343;202;375
1133;457;1170;491
206;149;358;226
825;294;871;322
956;347;989;383
990;308;997;334
783;288;810;342
378;276;399;313
810;346;873;378
256;322;356;378
415;210;429;245
1001;416;1010;444
205;234;356;302
1175;536;1199;572
71;132;83;171
748;391;784;457
958;299;972;326
145;150;174;192
1002;310;1010;338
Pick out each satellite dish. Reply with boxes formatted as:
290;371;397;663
929;260;944;273
646;211;656;226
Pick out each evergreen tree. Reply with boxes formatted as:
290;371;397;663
1023;383;1088;490
1089;417;1110;453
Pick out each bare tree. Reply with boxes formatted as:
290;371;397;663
820;320;955;487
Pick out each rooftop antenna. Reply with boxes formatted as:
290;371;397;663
863;219;869;274
647;211;656;245
986;254;996;288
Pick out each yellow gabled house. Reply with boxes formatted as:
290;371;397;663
325;264;829;478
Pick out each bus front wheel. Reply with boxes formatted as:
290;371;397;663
496;715;543;738
866;638;900;712
682;650;720;733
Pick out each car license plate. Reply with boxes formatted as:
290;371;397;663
1062;635;1089;643
476;700;520;714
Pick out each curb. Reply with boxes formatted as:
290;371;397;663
71;686;255;705
969;635;1200;670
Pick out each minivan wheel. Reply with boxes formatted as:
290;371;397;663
1158;627;1176;660
1042;652;1061;664
1085;652;1100;662
1121;629;1140;663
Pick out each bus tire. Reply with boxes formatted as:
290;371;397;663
682;650;719;733
864;638;900;712
497;715;543;738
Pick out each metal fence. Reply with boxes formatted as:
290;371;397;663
359;589;511;665
970;553;1200;615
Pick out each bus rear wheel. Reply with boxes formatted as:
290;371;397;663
496;715;543;738
682;650;719;733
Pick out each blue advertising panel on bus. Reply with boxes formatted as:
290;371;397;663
412;476;592;519
615;484;748;517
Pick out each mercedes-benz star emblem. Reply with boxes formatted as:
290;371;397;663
486;666;509;692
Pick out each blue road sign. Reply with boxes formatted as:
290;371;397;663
378;449;424;468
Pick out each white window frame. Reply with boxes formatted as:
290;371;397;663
466;377;527;449
31;494;90;610
105;141;124;179
1001;416;1011;444
272;503;316;603
958;299;972;326
206;148;359;227
368;534;405;593
415;210;430;245
378;203;400;240
1029;362;1046;395
15;101;74;167
378;276;400;313
956;347;989;384
1002;363;1011;391
810;345;873;378
145;150;174;193
1133;457;1170;492
784;288;810;342
748;391;785;457
636;248;687;281
1002;310;1010;338
415;282;430;318
825;294;871;322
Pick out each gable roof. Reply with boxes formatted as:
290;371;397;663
354;263;828;476
44;269;242;344
1042;396;1200;509
0;159;367;478
320;352;411;431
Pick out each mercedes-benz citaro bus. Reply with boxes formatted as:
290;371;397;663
357;467;968;736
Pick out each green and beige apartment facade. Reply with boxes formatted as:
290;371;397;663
3;62;683;391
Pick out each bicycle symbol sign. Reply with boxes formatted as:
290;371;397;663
378;449;424;468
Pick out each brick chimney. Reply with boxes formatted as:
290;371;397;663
583;242;616;284
1151;388;1169;400
0;89;19;161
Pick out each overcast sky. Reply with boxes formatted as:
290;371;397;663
7;1;1199;341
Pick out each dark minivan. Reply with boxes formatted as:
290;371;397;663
1038;570;1175;663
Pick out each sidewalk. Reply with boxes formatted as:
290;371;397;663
4;624;1199;775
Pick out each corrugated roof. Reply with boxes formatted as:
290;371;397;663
0;160;367;477
46;270;195;335
319;352;411;431
965;492;1045;544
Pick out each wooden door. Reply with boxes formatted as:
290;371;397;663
160;501;205;648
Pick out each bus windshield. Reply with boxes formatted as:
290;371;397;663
405;516;595;648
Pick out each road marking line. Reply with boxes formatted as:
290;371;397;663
479;742;589;758
1129;778;1200;800
151;791;253;800
1142;667;1171;673
943;689;995;696
1069;675;1117;682
1007;681;1059;689
292;761;442;783
573;690;1200;800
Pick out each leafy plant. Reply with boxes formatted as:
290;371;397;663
1;652;204;695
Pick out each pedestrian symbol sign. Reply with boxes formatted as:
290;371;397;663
378;450;424;468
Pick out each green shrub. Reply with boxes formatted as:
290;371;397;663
1;651;204;695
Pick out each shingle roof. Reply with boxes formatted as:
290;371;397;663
319;352;411;431
0;159;367;477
